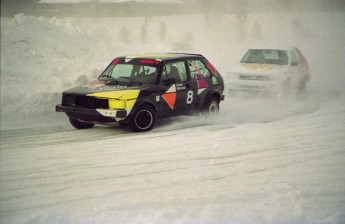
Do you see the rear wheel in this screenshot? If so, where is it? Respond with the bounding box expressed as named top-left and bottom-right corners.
top-left (130, 105), bottom-right (156, 132)
top-left (297, 81), bottom-right (306, 93)
top-left (69, 118), bottom-right (95, 129)
top-left (203, 97), bottom-right (219, 115)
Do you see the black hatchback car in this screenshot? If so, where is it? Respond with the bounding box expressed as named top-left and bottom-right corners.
top-left (56, 53), bottom-right (225, 132)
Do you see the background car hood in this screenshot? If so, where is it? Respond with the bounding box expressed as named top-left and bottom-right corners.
top-left (64, 80), bottom-right (147, 99)
top-left (231, 63), bottom-right (289, 75)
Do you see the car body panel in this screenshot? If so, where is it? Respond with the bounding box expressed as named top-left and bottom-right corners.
top-left (56, 53), bottom-right (224, 129)
top-left (227, 47), bottom-right (309, 94)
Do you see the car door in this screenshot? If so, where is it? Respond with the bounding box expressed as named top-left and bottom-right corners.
top-left (295, 47), bottom-right (310, 85)
top-left (186, 58), bottom-right (214, 107)
top-left (159, 60), bottom-right (197, 115)
top-left (289, 50), bottom-right (300, 88)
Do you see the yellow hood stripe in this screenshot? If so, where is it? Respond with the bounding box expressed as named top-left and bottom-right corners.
top-left (87, 90), bottom-right (140, 100)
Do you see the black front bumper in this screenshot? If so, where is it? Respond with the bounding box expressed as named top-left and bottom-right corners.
top-left (56, 105), bottom-right (127, 123)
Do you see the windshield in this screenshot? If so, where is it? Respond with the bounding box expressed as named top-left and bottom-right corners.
top-left (241, 49), bottom-right (288, 65)
top-left (99, 58), bottom-right (160, 85)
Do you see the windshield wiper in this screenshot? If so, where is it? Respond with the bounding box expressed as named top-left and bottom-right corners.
top-left (119, 76), bottom-right (142, 85)
top-left (99, 75), bottom-right (120, 84)
top-left (100, 75), bottom-right (116, 80)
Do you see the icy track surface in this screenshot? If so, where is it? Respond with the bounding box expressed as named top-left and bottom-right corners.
top-left (1, 96), bottom-right (345, 224)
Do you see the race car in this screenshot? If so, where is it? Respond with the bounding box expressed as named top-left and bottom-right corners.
top-left (227, 47), bottom-right (310, 96)
top-left (56, 53), bottom-right (225, 132)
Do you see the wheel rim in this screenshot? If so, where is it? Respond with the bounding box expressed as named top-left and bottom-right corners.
top-left (135, 110), bottom-right (153, 130)
top-left (208, 101), bottom-right (219, 113)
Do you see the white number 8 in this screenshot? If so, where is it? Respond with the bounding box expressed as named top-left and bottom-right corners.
top-left (186, 90), bottom-right (193, 104)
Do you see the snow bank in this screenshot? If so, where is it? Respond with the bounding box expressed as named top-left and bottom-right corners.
top-left (1, 12), bottom-right (345, 129)
top-left (1, 14), bottom-right (98, 126)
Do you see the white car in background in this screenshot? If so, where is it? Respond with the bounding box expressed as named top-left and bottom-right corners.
top-left (227, 47), bottom-right (310, 96)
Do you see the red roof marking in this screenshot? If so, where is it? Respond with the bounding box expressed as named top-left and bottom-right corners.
top-left (112, 58), bottom-right (119, 65)
top-left (207, 62), bottom-right (217, 76)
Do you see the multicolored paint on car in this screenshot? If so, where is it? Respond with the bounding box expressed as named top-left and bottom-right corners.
top-left (56, 53), bottom-right (225, 132)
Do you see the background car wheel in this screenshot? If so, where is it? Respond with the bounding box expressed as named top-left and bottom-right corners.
top-left (278, 79), bottom-right (292, 98)
top-left (69, 118), bottom-right (95, 129)
top-left (297, 81), bottom-right (307, 93)
top-left (130, 105), bottom-right (156, 132)
top-left (203, 97), bottom-right (219, 115)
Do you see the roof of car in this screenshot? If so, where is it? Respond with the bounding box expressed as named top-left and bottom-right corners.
top-left (123, 53), bottom-right (204, 61)
top-left (246, 46), bottom-right (296, 51)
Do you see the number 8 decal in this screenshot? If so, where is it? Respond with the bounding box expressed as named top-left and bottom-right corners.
top-left (187, 90), bottom-right (193, 104)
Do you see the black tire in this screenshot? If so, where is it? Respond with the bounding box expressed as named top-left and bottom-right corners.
top-left (203, 97), bottom-right (219, 115)
top-left (130, 105), bottom-right (156, 132)
top-left (69, 118), bottom-right (95, 129)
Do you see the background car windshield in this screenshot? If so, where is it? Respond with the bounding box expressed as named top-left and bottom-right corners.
top-left (99, 63), bottom-right (158, 84)
top-left (241, 49), bottom-right (288, 65)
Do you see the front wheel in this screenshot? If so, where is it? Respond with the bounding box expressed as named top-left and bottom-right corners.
top-left (130, 105), bottom-right (156, 132)
top-left (69, 118), bottom-right (95, 129)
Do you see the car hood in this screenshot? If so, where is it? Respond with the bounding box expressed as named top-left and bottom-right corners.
top-left (231, 63), bottom-right (289, 75)
top-left (63, 81), bottom-right (148, 100)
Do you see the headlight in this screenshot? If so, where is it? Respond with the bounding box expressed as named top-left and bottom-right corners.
top-left (109, 99), bottom-right (126, 109)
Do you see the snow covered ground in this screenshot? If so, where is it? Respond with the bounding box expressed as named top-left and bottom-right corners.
top-left (1, 9), bottom-right (345, 224)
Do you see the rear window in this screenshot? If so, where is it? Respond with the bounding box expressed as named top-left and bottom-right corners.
top-left (241, 49), bottom-right (288, 65)
top-left (187, 59), bottom-right (211, 79)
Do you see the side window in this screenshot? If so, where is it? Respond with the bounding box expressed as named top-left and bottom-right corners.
top-left (187, 60), bottom-right (211, 79)
top-left (163, 61), bottom-right (188, 83)
top-left (290, 51), bottom-right (299, 66)
top-left (296, 48), bottom-right (307, 63)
